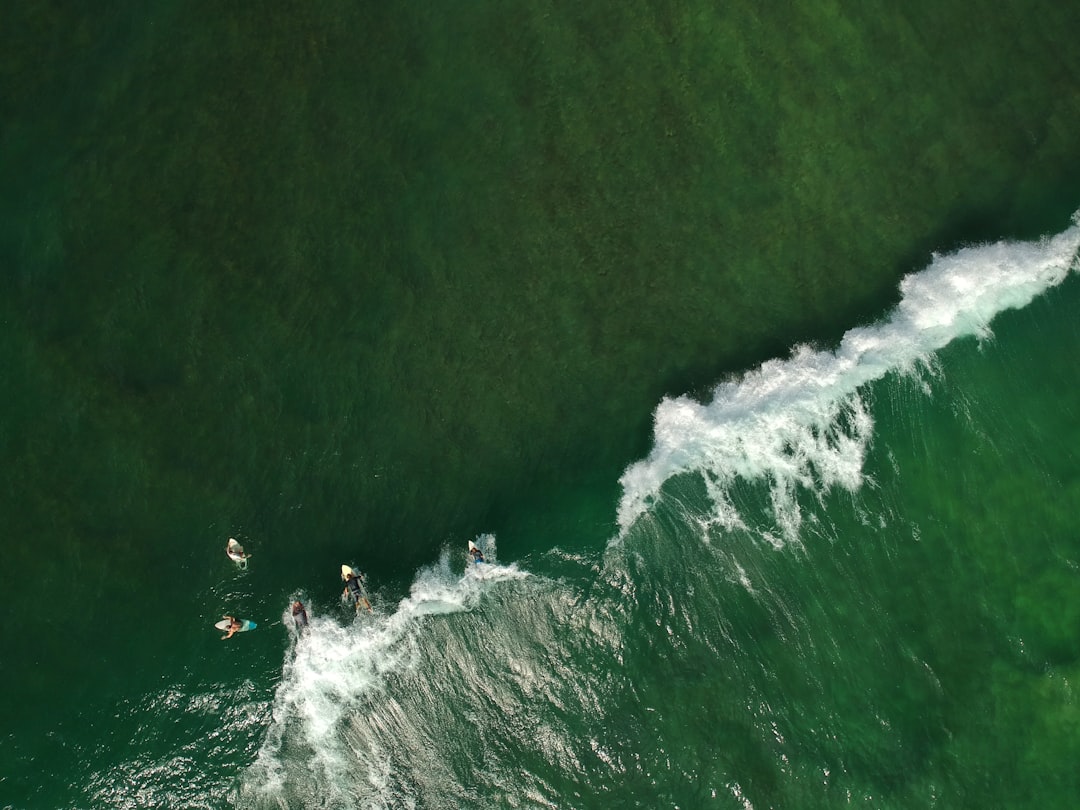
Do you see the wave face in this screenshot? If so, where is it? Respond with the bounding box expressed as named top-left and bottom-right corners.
top-left (618, 217), bottom-right (1080, 541)
top-left (238, 544), bottom-right (564, 810)
top-left (223, 218), bottom-right (1080, 809)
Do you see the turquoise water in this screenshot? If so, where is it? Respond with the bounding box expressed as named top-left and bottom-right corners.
top-left (3, 2), bottom-right (1080, 808)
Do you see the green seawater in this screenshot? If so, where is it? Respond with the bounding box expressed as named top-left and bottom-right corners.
top-left (1, 2), bottom-right (1079, 807)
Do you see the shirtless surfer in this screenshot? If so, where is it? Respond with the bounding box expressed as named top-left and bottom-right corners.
top-left (221, 616), bottom-right (244, 640)
top-left (226, 538), bottom-right (251, 568)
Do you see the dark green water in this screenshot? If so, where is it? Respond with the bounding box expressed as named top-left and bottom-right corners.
top-left (2, 2), bottom-right (1080, 807)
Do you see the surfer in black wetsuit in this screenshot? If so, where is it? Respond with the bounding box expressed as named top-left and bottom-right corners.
top-left (469, 545), bottom-right (485, 564)
top-left (343, 572), bottom-right (371, 612)
top-left (292, 601), bottom-right (309, 629)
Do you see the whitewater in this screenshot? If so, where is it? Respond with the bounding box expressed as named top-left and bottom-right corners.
top-left (225, 215), bottom-right (1080, 809)
top-left (618, 214), bottom-right (1080, 542)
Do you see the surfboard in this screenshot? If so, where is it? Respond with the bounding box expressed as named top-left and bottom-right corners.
top-left (227, 538), bottom-right (249, 569)
top-left (341, 564), bottom-right (372, 613)
top-left (468, 539), bottom-right (485, 564)
top-left (291, 603), bottom-right (309, 629)
top-left (214, 619), bottom-right (256, 632)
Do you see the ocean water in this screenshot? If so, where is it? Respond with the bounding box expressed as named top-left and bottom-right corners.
top-left (6, 222), bottom-right (1078, 809)
top-left (245, 228), bottom-right (1080, 810)
top-left (3, 2), bottom-right (1080, 809)
top-left (60, 223), bottom-right (1080, 809)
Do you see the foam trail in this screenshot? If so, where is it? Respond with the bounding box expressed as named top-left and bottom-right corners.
top-left (618, 215), bottom-right (1080, 539)
top-left (239, 542), bottom-right (526, 809)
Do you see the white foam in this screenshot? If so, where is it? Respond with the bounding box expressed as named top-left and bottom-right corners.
top-left (617, 215), bottom-right (1080, 540)
top-left (240, 546), bottom-right (527, 808)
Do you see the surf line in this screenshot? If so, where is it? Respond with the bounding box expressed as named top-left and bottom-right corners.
top-left (240, 545), bottom-right (525, 804)
top-left (617, 215), bottom-right (1080, 540)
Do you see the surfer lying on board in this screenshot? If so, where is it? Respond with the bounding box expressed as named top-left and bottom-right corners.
top-left (469, 544), bottom-right (485, 564)
top-left (342, 571), bottom-right (372, 613)
top-left (226, 538), bottom-right (251, 568)
top-left (292, 601), bottom-right (309, 629)
top-left (221, 616), bottom-right (244, 640)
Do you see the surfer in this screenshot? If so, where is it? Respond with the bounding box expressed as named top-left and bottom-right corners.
top-left (221, 616), bottom-right (244, 640)
top-left (226, 538), bottom-right (250, 568)
top-left (342, 570), bottom-right (372, 613)
top-left (292, 600), bottom-right (309, 629)
top-left (469, 544), bottom-right (485, 564)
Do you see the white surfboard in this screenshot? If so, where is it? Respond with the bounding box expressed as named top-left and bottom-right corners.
top-left (227, 538), bottom-right (249, 569)
top-left (468, 539), bottom-right (485, 564)
top-left (215, 618), bottom-right (256, 632)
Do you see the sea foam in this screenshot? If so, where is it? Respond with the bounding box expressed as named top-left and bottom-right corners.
top-left (617, 215), bottom-right (1080, 541)
top-left (239, 540), bottom-right (525, 808)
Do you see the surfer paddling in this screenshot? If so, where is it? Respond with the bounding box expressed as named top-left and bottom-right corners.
top-left (221, 616), bottom-right (244, 640)
top-left (226, 538), bottom-right (251, 569)
top-left (292, 600), bottom-right (309, 630)
top-left (342, 568), bottom-right (372, 613)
